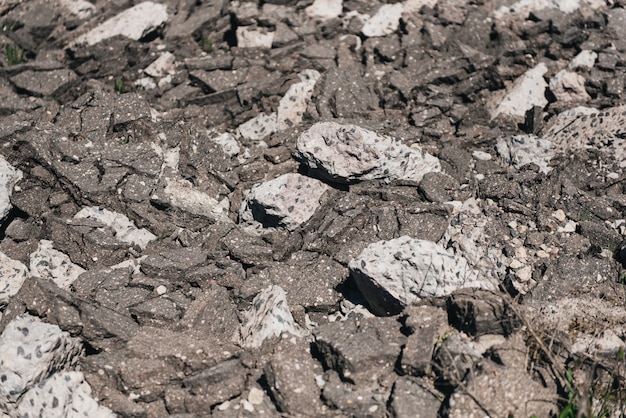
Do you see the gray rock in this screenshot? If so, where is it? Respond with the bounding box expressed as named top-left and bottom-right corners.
top-left (432, 331), bottom-right (482, 388)
top-left (141, 246), bottom-right (208, 280)
top-left (74, 206), bottom-right (156, 249)
top-left (0, 251), bottom-right (28, 309)
top-left (16, 371), bottom-right (115, 418)
top-left (447, 289), bottom-right (521, 337)
top-left (236, 285), bottom-right (301, 348)
top-left (240, 173), bottom-right (330, 231)
top-left (10, 69), bottom-right (77, 96)
top-left (296, 122), bottom-right (441, 184)
top-left (73, 2), bottom-right (169, 46)
top-left (496, 134), bottom-right (554, 174)
top-left (549, 69), bottom-right (591, 104)
top-left (313, 317), bottom-right (405, 386)
top-left (0, 154), bottom-right (22, 222)
top-left (400, 305), bottom-right (448, 376)
top-left (29, 240), bottom-right (85, 290)
top-left (389, 377), bottom-right (443, 418)
top-left (419, 172), bottom-right (463, 203)
top-left (320, 371), bottom-right (387, 418)
top-left (0, 315), bottom-right (83, 409)
top-left (361, 3), bottom-right (403, 38)
top-left (489, 63), bottom-right (548, 119)
top-left (264, 338), bottom-right (325, 415)
top-left (349, 236), bottom-right (493, 316)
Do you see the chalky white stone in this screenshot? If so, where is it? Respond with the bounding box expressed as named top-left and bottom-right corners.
top-left (362, 3), bottom-right (404, 37)
top-left (74, 206), bottom-right (156, 249)
top-left (491, 63), bottom-right (548, 119)
top-left (496, 134), bottom-right (554, 174)
top-left (0, 251), bottom-right (28, 307)
top-left (29, 240), bottom-right (85, 290)
top-left (0, 154), bottom-right (22, 222)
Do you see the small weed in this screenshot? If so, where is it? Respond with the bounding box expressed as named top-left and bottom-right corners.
top-left (200, 35), bottom-right (213, 53)
top-left (5, 45), bottom-right (24, 66)
top-left (581, 207), bottom-right (594, 222)
top-left (618, 271), bottom-right (626, 285)
top-left (1, 20), bottom-right (24, 32)
top-left (115, 78), bottom-right (123, 93)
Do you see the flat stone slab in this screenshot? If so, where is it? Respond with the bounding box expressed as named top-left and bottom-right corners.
top-left (74, 206), bottom-right (156, 249)
top-left (10, 69), bottom-right (77, 96)
top-left (349, 236), bottom-right (494, 316)
top-left (296, 122), bottom-right (441, 183)
top-left (490, 63), bottom-right (548, 119)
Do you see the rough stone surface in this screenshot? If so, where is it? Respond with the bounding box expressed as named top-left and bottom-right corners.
top-left (496, 134), bottom-right (554, 174)
top-left (0, 252), bottom-right (28, 309)
top-left (0, 155), bottom-right (22, 222)
top-left (490, 63), bottom-right (548, 119)
top-left (74, 206), bottom-right (156, 249)
top-left (29, 240), bottom-right (86, 290)
top-left (296, 122), bottom-right (441, 184)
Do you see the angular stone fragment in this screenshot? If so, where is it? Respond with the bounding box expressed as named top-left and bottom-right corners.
top-left (10, 69), bottom-right (77, 97)
top-left (236, 26), bottom-right (274, 49)
top-left (296, 122), bottom-right (441, 184)
top-left (305, 0), bottom-right (343, 21)
top-left (60, 0), bottom-right (96, 19)
top-left (313, 317), bottom-right (405, 385)
top-left (447, 289), bottom-right (521, 337)
top-left (29, 240), bottom-right (86, 290)
top-left (549, 69), bottom-right (591, 103)
top-left (236, 285), bottom-right (301, 348)
top-left (73, 2), bottom-right (168, 46)
top-left (0, 155), bottom-right (22, 222)
top-left (240, 173), bottom-right (330, 231)
top-left (569, 50), bottom-right (597, 70)
top-left (321, 371), bottom-right (387, 417)
top-left (0, 315), bottom-right (83, 407)
top-left (496, 134), bottom-right (554, 174)
top-left (74, 206), bottom-right (156, 249)
top-left (0, 252), bottom-right (28, 308)
top-left (144, 51), bottom-right (176, 78)
top-left (16, 371), bottom-right (115, 418)
top-left (401, 306), bottom-right (449, 376)
top-left (349, 236), bottom-right (493, 316)
top-left (490, 63), bottom-right (548, 119)
top-left (389, 377), bottom-right (443, 418)
top-left (362, 3), bottom-right (404, 37)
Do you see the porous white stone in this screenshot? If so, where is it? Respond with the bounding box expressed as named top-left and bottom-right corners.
top-left (362, 3), bottom-right (404, 37)
top-left (496, 134), bottom-right (554, 174)
top-left (240, 173), bottom-right (330, 231)
top-left (144, 51), bottom-right (176, 78)
top-left (349, 236), bottom-right (493, 315)
top-left (0, 154), bottom-right (22, 222)
top-left (305, 0), bottom-right (343, 20)
top-left (296, 122), bottom-right (441, 183)
top-left (494, 0), bottom-right (603, 19)
top-left (60, 0), bottom-right (96, 19)
top-left (0, 316), bottom-right (83, 408)
top-left (151, 177), bottom-right (230, 222)
top-left (0, 252), bottom-right (28, 308)
top-left (74, 206), bottom-right (156, 249)
top-left (237, 285), bottom-right (301, 348)
top-left (73, 2), bottom-right (168, 46)
top-left (569, 50), bottom-right (597, 70)
top-left (16, 371), bottom-right (115, 418)
top-left (236, 27), bottom-right (274, 49)
top-left (212, 132), bottom-right (240, 157)
top-left (29, 240), bottom-right (85, 290)
top-left (237, 112), bottom-right (278, 142)
top-left (491, 63), bottom-right (548, 119)
top-left (549, 69), bottom-right (590, 103)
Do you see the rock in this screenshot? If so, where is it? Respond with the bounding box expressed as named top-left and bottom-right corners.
top-left (73, 2), bottom-right (169, 46)
top-left (240, 173), bottom-right (330, 231)
top-left (0, 155), bottom-right (22, 222)
top-left (264, 339), bottom-right (325, 416)
top-left (305, 0), bottom-right (343, 21)
top-left (16, 371), bottom-right (115, 418)
top-left (0, 252), bottom-right (28, 309)
top-left (490, 63), bottom-right (548, 119)
top-left (0, 315), bottom-right (83, 409)
top-left (211, 132), bottom-right (240, 157)
top-left (60, 0), bottom-right (96, 19)
top-left (419, 172), bottom-right (463, 203)
top-left (320, 371), bottom-right (387, 417)
top-left (496, 134), bottom-right (554, 174)
top-left (400, 305), bottom-right (449, 377)
top-left (447, 289), bottom-right (521, 336)
top-left (236, 26), bottom-right (274, 49)
top-left (389, 377), bottom-right (443, 418)
top-left (362, 3), bottom-right (404, 38)
top-left (314, 317), bottom-right (405, 386)
top-left (74, 206), bottom-right (156, 249)
top-left (29, 240), bottom-right (86, 290)
top-left (10, 69), bottom-right (78, 97)
top-left (432, 331), bottom-right (482, 388)
top-left (144, 51), bottom-right (176, 78)
top-left (236, 285), bottom-right (301, 348)
top-left (549, 69), bottom-right (591, 103)
top-left (569, 50), bottom-right (597, 70)
top-left (296, 122), bottom-right (441, 184)
top-left (349, 236), bottom-right (493, 316)
top-left (140, 246), bottom-right (207, 281)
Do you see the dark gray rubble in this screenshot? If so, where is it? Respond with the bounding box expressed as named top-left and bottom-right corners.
top-left (2, 0), bottom-right (626, 416)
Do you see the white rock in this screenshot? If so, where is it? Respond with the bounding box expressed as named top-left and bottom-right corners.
top-left (305, 0), bottom-right (343, 21)
top-left (349, 236), bottom-right (494, 315)
top-left (569, 50), bottom-right (597, 70)
top-left (549, 69), bottom-right (590, 103)
top-left (144, 51), bottom-right (176, 78)
top-left (134, 77), bottom-right (157, 90)
top-left (240, 173), bottom-right (330, 231)
top-left (403, 0), bottom-right (439, 14)
top-left (29, 240), bottom-right (85, 290)
top-left (558, 220), bottom-right (577, 233)
top-left (237, 285), bottom-right (301, 348)
top-left (362, 3), bottom-right (404, 37)
top-left (60, 0), bottom-right (96, 19)
top-left (552, 209), bottom-right (566, 222)
top-left (0, 154), bottom-right (22, 221)
top-left (496, 134), bottom-right (554, 174)
top-left (0, 315), bottom-right (83, 407)
top-left (74, 206), bottom-right (156, 249)
top-left (472, 150), bottom-right (492, 161)
top-left (212, 132), bottom-right (240, 157)
top-left (491, 63), bottom-right (548, 119)
top-left (296, 122), bottom-right (441, 183)
top-left (494, 0), bottom-right (602, 19)
top-left (236, 27), bottom-right (274, 49)
top-left (151, 177), bottom-right (231, 222)
top-left (276, 69), bottom-right (321, 131)
top-left (0, 252), bottom-right (28, 307)
top-left (73, 2), bottom-right (168, 46)
top-left (16, 371), bottom-right (115, 418)
top-left (237, 112), bottom-right (278, 142)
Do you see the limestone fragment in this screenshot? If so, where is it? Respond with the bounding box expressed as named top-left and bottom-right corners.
top-left (74, 206), bottom-right (156, 249)
top-left (29, 240), bottom-right (86, 290)
top-left (0, 154), bottom-right (22, 222)
top-left (490, 63), bottom-right (548, 119)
